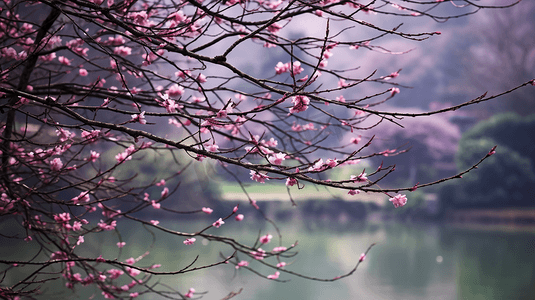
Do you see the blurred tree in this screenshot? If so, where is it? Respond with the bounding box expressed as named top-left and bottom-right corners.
top-left (461, 1), bottom-right (535, 115)
top-left (440, 113), bottom-right (535, 208)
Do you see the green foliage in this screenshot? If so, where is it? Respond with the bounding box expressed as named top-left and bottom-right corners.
top-left (445, 113), bottom-right (535, 208)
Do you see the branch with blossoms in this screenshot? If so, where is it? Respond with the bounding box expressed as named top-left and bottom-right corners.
top-left (0, 0), bottom-right (531, 299)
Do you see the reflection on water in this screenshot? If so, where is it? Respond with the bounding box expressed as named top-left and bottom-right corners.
top-left (2, 218), bottom-right (534, 299)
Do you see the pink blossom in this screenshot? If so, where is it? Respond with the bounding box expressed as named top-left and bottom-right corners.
top-left (350, 135), bottom-right (362, 144)
top-left (87, 150), bottom-right (100, 162)
top-left (274, 62), bottom-right (289, 74)
top-left (79, 68), bottom-right (88, 76)
top-left (250, 170), bottom-right (269, 183)
top-left (308, 159), bottom-right (325, 172)
top-left (167, 84), bottom-right (185, 97)
top-left (151, 200), bottom-right (160, 209)
top-left (213, 218), bottom-right (225, 228)
top-left (72, 221), bottom-right (82, 231)
top-left (58, 56), bottom-right (72, 66)
top-left (289, 95), bottom-right (310, 114)
top-left (131, 111), bottom-right (147, 124)
top-left (71, 191), bottom-right (90, 204)
top-left (235, 93), bottom-right (247, 101)
top-left (98, 220), bottom-right (117, 231)
top-left (389, 194), bottom-right (407, 208)
top-left (50, 158), bottom-right (63, 171)
top-left (205, 143), bottom-right (219, 152)
top-left (125, 257), bottom-right (136, 265)
top-left (202, 207), bottom-right (213, 214)
top-left (290, 61), bottom-right (304, 75)
top-left (277, 262), bottom-right (286, 268)
top-left (235, 260), bottom-right (249, 269)
top-left (235, 214), bottom-right (244, 221)
top-left (251, 248), bottom-right (266, 260)
top-left (107, 269), bottom-right (124, 279)
top-left (113, 46), bottom-right (132, 56)
top-left (325, 158), bottom-right (338, 168)
top-left (273, 246), bottom-right (287, 252)
top-left (286, 177), bottom-right (297, 187)
top-left (161, 187), bottom-right (169, 198)
top-left (267, 271), bottom-right (280, 279)
top-left (117, 242), bottom-right (126, 248)
top-left (268, 152), bottom-right (286, 165)
top-left (184, 288), bottom-right (195, 298)
top-left (351, 172), bottom-right (367, 183)
top-left (348, 190), bottom-right (359, 195)
top-left (359, 253), bottom-right (366, 262)
top-left (150, 220), bottom-right (159, 225)
top-left (130, 292), bottom-right (139, 298)
top-left (267, 23), bottom-right (282, 34)
top-left (233, 205), bottom-right (239, 213)
top-left (183, 238), bottom-right (196, 245)
top-left (54, 212), bottom-right (71, 223)
top-left (259, 234), bottom-right (273, 244)
top-left (390, 87), bottom-right (400, 96)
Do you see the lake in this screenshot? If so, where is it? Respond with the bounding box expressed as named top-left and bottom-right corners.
top-left (2, 217), bottom-right (534, 299)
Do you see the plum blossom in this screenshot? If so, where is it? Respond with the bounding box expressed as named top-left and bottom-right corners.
top-left (286, 177), bottom-right (297, 187)
top-left (308, 159), bottom-right (325, 172)
top-left (389, 194), bottom-right (407, 208)
top-left (251, 248), bottom-right (266, 260)
top-left (117, 242), bottom-right (126, 248)
top-left (250, 170), bottom-right (269, 183)
top-left (183, 238), bottom-right (196, 245)
top-left (161, 187), bottom-right (169, 198)
top-left (205, 143), bottom-right (219, 152)
top-left (131, 111), bottom-right (147, 124)
top-left (359, 253), bottom-right (366, 262)
top-left (79, 68), bottom-right (88, 76)
top-left (267, 271), bottom-right (280, 279)
top-left (259, 234), bottom-right (273, 244)
top-left (273, 246), bottom-right (287, 252)
top-left (235, 214), bottom-right (244, 221)
top-left (274, 62), bottom-right (289, 74)
top-left (350, 135), bottom-right (362, 144)
top-left (235, 260), bottom-right (249, 269)
top-left (348, 190), bottom-right (359, 195)
top-left (212, 218), bottom-right (224, 228)
top-left (277, 262), bottom-right (286, 268)
top-left (289, 95), bottom-right (310, 114)
top-left (71, 191), bottom-right (90, 204)
top-left (184, 288), bottom-right (195, 298)
top-left (325, 158), bottom-right (338, 168)
top-left (268, 152), bottom-right (286, 165)
top-left (114, 46), bottom-right (132, 56)
top-left (87, 150), bottom-right (100, 162)
top-left (390, 87), bottom-right (400, 96)
top-left (150, 220), bottom-right (159, 225)
top-left (58, 56), bottom-right (72, 66)
top-left (290, 61), bottom-right (304, 75)
top-left (50, 158), bottom-right (63, 171)
top-left (351, 172), bottom-right (367, 183)
top-left (167, 84), bottom-right (184, 97)
top-left (202, 207), bottom-right (213, 214)
top-left (267, 23), bottom-right (282, 33)
top-left (98, 220), bottom-right (117, 231)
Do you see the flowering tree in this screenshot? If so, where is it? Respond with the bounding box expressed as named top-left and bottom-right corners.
top-left (0, 0), bottom-right (532, 299)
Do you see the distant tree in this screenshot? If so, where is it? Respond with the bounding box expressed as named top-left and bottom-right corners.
top-left (440, 113), bottom-right (535, 208)
top-left (362, 108), bottom-right (460, 187)
top-left (0, 0), bottom-right (531, 299)
top-left (461, 1), bottom-right (535, 115)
